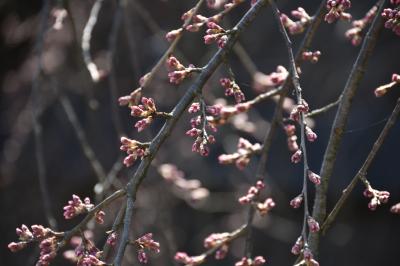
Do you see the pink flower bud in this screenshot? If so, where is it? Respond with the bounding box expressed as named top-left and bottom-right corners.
top-left (290, 195), bottom-right (303, 208)
top-left (306, 126), bottom-right (318, 142)
top-left (307, 216), bottom-right (320, 232)
top-left (291, 149), bottom-right (302, 163)
top-left (308, 171), bottom-right (321, 185)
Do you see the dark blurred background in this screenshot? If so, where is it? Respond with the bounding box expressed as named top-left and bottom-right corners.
top-left (1, 0), bottom-right (400, 265)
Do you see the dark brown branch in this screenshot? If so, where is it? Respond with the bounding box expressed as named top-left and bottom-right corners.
top-left (112, 1), bottom-right (271, 264)
top-left (31, 0), bottom-right (57, 229)
top-left (309, 0), bottom-right (387, 253)
top-left (321, 97), bottom-right (400, 234)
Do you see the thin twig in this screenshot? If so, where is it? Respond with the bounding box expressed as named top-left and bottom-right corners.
top-left (31, 0), bottom-right (57, 229)
top-left (61, 189), bottom-right (126, 246)
top-left (108, 0), bottom-right (125, 137)
top-left (101, 200), bottom-right (127, 261)
top-left (321, 97), bottom-right (400, 234)
top-left (269, 0), bottom-right (311, 246)
top-left (58, 93), bottom-right (107, 184)
top-left (309, 0), bottom-right (387, 253)
top-left (132, 0), bottom-right (206, 91)
top-left (112, 2), bottom-right (271, 265)
top-left (305, 96), bottom-right (341, 118)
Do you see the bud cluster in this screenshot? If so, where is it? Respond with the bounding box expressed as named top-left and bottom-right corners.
top-left (390, 202), bottom-right (400, 214)
top-left (308, 170), bottom-right (321, 185)
top-left (135, 233), bottom-right (160, 264)
top-left (290, 194), bottom-right (303, 209)
top-left (120, 137), bottom-right (149, 167)
top-left (218, 137), bottom-right (261, 170)
top-left (238, 181), bottom-right (275, 215)
top-left (130, 97), bottom-right (158, 132)
top-left (291, 237), bottom-right (319, 265)
top-left (324, 0), bottom-right (352, 24)
top-left (220, 77), bottom-right (245, 103)
top-left (204, 22), bottom-right (230, 48)
top-left (363, 186), bottom-right (390, 210)
top-left (8, 224), bottom-right (61, 265)
top-left (167, 55), bottom-right (202, 85)
top-left (75, 239), bottom-right (105, 266)
top-left (158, 164), bottom-right (210, 201)
top-left (345, 6), bottom-right (377, 46)
top-left (307, 216), bottom-right (320, 233)
top-left (284, 124), bottom-right (299, 153)
top-left (280, 7), bottom-right (312, 35)
top-left (186, 102), bottom-right (218, 156)
top-left (235, 256), bottom-right (266, 266)
top-left (382, 5), bottom-right (400, 36)
top-left (63, 194), bottom-right (94, 219)
top-left (252, 66), bottom-right (289, 92)
top-left (204, 232), bottom-right (230, 259)
top-left (301, 50), bottom-right (321, 63)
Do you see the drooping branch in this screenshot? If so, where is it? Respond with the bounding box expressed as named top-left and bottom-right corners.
top-left (309, 0), bottom-right (387, 253)
top-left (112, 1), bottom-right (271, 264)
top-left (321, 97), bottom-right (400, 234)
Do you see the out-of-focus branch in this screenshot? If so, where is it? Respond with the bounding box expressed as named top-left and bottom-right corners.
top-left (112, 1), bottom-right (271, 264)
top-left (82, 0), bottom-right (104, 82)
top-left (31, 0), bottom-right (57, 229)
top-left (321, 97), bottom-right (400, 234)
top-left (309, 0), bottom-right (387, 253)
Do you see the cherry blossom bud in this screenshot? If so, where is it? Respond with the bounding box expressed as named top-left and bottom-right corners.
top-left (308, 171), bottom-right (321, 185)
top-left (307, 216), bottom-right (320, 232)
top-left (165, 28), bottom-right (182, 42)
top-left (8, 242), bottom-right (27, 252)
top-left (291, 149), bottom-right (302, 163)
top-left (290, 195), bottom-right (303, 208)
top-left (305, 126), bottom-right (318, 142)
top-left (291, 236), bottom-right (303, 255)
top-left (390, 203), bottom-right (400, 214)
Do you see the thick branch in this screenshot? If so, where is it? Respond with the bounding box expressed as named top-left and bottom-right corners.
top-left (309, 0), bottom-right (387, 253)
top-left (321, 97), bottom-right (400, 234)
top-left (112, 1), bottom-right (271, 264)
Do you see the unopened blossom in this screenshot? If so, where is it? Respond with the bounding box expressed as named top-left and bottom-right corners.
top-left (135, 233), bottom-right (160, 264)
top-left (235, 256), bottom-right (266, 266)
top-left (15, 224), bottom-right (34, 241)
top-left (204, 232), bottom-right (230, 248)
top-left (284, 124), bottom-right (299, 152)
top-left (215, 244), bottom-right (229, 259)
top-left (305, 126), bottom-right (318, 142)
top-left (390, 203), bottom-right (400, 214)
top-left (256, 198), bottom-right (276, 215)
top-left (290, 195), bottom-right (303, 209)
top-left (280, 7), bottom-right (311, 34)
top-left (75, 240), bottom-right (105, 266)
top-left (95, 211), bottom-right (105, 224)
top-left (307, 216), bottom-right (320, 233)
top-left (325, 0), bottom-right (352, 24)
top-left (167, 55), bottom-right (200, 85)
top-left (291, 236), bottom-right (303, 255)
top-left (374, 73), bottom-right (400, 97)
top-left (302, 50), bottom-right (321, 63)
top-left (345, 6), bottom-right (377, 46)
top-left (238, 180), bottom-right (265, 204)
top-left (174, 252), bottom-right (205, 265)
top-left (63, 194), bottom-right (94, 219)
top-left (120, 137), bottom-right (149, 167)
top-left (118, 88), bottom-right (142, 107)
top-left (382, 7), bottom-right (400, 36)
top-left (303, 248), bottom-right (320, 266)
top-left (218, 138), bottom-right (261, 170)
top-left (165, 28), bottom-right (182, 42)
top-left (204, 21), bottom-right (229, 48)
top-left (38, 236), bottom-right (58, 265)
top-left (363, 186), bottom-right (390, 210)
top-left (8, 242), bottom-right (27, 252)
top-left (291, 149), bottom-right (302, 164)
top-left (308, 170), bottom-right (321, 185)
top-left (106, 232), bottom-right (118, 246)
top-left (220, 78), bottom-right (245, 103)
top-left (52, 8), bottom-right (68, 30)
top-left (252, 66), bottom-right (289, 92)
top-left (290, 100), bottom-right (309, 122)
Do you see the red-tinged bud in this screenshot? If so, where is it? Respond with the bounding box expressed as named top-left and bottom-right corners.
top-left (308, 170), bottom-right (321, 185)
top-left (290, 195), bottom-right (303, 208)
top-left (8, 242), bottom-right (27, 252)
top-left (307, 216), bottom-right (320, 232)
top-left (291, 149), bottom-right (302, 163)
top-left (165, 28), bottom-right (182, 42)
